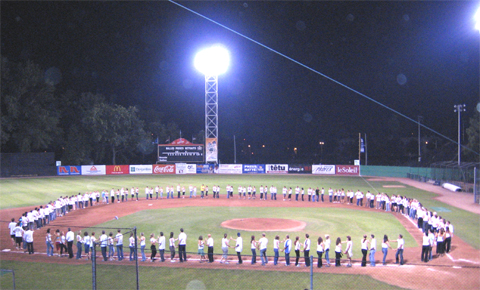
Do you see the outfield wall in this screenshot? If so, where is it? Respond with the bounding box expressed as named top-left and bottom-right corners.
top-left (57, 164), bottom-right (360, 176)
top-left (361, 165), bottom-right (431, 178)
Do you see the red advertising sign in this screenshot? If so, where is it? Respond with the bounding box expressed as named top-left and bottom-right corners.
top-left (336, 165), bottom-right (359, 176)
top-left (106, 165), bottom-right (129, 175)
top-left (153, 164), bottom-right (176, 174)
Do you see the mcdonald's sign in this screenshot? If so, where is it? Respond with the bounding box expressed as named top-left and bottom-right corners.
top-left (106, 165), bottom-right (129, 175)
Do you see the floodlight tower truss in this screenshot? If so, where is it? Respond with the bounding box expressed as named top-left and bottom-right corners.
top-left (205, 75), bottom-right (218, 141)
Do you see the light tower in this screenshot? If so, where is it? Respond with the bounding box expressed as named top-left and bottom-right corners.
top-left (194, 45), bottom-right (230, 163)
top-left (454, 104), bottom-right (466, 166)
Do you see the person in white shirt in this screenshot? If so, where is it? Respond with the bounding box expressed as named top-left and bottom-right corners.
top-left (324, 234), bottom-right (331, 267)
top-left (24, 228), bottom-right (34, 254)
top-left (393, 234), bottom-right (404, 265)
top-left (169, 232), bottom-right (177, 262)
top-left (13, 223), bottom-right (24, 249)
top-left (8, 218), bottom-right (17, 247)
top-left (360, 235), bottom-right (369, 267)
top-left (115, 230), bottom-right (124, 261)
top-left (230, 232), bottom-right (243, 264)
top-left (273, 235), bottom-right (280, 265)
top-left (76, 230), bottom-right (83, 259)
top-left (303, 234), bottom-right (311, 267)
top-left (220, 233), bottom-right (230, 264)
top-left (343, 236), bottom-right (353, 267)
top-left (258, 233), bottom-right (268, 266)
top-left (100, 231), bottom-right (108, 261)
top-left (158, 232), bottom-right (166, 262)
top-left (207, 234), bottom-right (214, 263)
top-left (145, 186), bottom-right (149, 200)
top-left (421, 231), bottom-right (430, 262)
top-left (129, 233), bottom-right (136, 261)
top-left (66, 228), bottom-right (75, 259)
top-left (316, 236), bottom-right (324, 268)
top-left (178, 228), bottom-right (187, 262)
top-left (369, 234), bottom-right (377, 266)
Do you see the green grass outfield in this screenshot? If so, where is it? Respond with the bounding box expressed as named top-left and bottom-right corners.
top-left (86, 206), bottom-right (415, 258)
top-left (0, 260), bottom-right (405, 290)
top-left (1, 175), bottom-right (478, 249)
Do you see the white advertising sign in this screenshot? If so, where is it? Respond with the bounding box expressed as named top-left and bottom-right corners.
top-left (175, 163), bottom-right (187, 174)
top-left (185, 164), bottom-right (197, 174)
top-left (129, 165), bottom-right (152, 174)
top-left (217, 164), bottom-right (243, 174)
top-left (81, 165), bottom-right (106, 175)
top-left (312, 165), bottom-right (336, 175)
top-left (265, 164), bottom-right (289, 174)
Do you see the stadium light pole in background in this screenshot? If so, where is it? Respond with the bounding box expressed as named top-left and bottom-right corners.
top-left (319, 141), bottom-right (324, 163)
top-left (454, 104), bottom-right (466, 166)
top-left (194, 45), bottom-right (230, 163)
top-left (417, 116), bottom-right (423, 163)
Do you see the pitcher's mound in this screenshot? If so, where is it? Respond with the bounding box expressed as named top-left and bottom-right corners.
top-left (221, 218), bottom-right (306, 232)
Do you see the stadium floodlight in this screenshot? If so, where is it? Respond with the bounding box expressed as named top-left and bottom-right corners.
top-left (475, 7), bottom-right (480, 30)
top-left (454, 104), bottom-right (466, 166)
top-left (194, 45), bottom-right (230, 163)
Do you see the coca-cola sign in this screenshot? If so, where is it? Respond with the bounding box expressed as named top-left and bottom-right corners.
top-left (153, 164), bottom-right (175, 174)
top-left (336, 165), bottom-right (359, 176)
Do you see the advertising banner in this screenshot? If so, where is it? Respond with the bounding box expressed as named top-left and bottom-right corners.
top-left (57, 166), bottom-right (81, 176)
top-left (197, 164), bottom-right (214, 174)
top-left (288, 164), bottom-right (312, 174)
top-left (312, 165), bottom-right (336, 175)
top-left (242, 164), bottom-right (265, 174)
top-left (175, 163), bottom-right (186, 174)
top-left (158, 138), bottom-right (204, 163)
top-left (265, 164), bottom-right (288, 174)
top-left (218, 164), bottom-right (243, 174)
top-left (81, 165), bottom-right (106, 175)
top-left (152, 164), bottom-right (175, 174)
top-left (336, 165), bottom-right (360, 176)
top-left (205, 138), bottom-right (218, 163)
top-left (106, 165), bottom-right (129, 175)
top-left (129, 165), bottom-right (152, 174)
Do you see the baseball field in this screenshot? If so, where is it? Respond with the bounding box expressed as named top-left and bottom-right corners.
top-left (1, 174), bottom-right (479, 290)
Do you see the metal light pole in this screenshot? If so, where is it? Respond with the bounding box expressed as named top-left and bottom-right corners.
top-left (319, 141), bottom-right (324, 163)
top-left (454, 104), bottom-right (466, 166)
top-left (194, 45), bottom-right (230, 163)
top-left (418, 116), bottom-right (423, 163)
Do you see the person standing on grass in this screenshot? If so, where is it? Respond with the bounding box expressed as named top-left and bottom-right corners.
top-left (198, 236), bottom-right (206, 263)
top-left (421, 231), bottom-right (430, 262)
top-left (169, 232), bottom-right (177, 262)
top-left (343, 236), bottom-right (353, 267)
top-left (150, 233), bottom-right (157, 262)
top-left (115, 229), bottom-right (124, 261)
top-left (207, 234), bottom-right (214, 263)
top-left (303, 233), bottom-right (311, 267)
top-left (157, 232), bottom-right (165, 262)
top-left (129, 233), bottom-right (135, 261)
top-left (178, 228), bottom-right (187, 262)
top-left (100, 230), bottom-right (108, 261)
top-left (258, 233), bottom-right (268, 266)
top-left (294, 236), bottom-right (301, 267)
top-left (89, 232), bottom-right (96, 259)
top-left (445, 226), bottom-right (452, 254)
top-left (220, 233), bottom-right (230, 264)
top-left (282, 235), bottom-right (292, 266)
top-left (369, 234), bottom-right (376, 266)
top-left (381, 234), bottom-right (392, 265)
top-left (250, 235), bottom-right (257, 264)
top-left (316, 236), bottom-right (324, 268)
top-left (231, 233), bottom-right (243, 264)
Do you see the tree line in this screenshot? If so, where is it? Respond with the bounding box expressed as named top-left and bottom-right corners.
top-left (1, 57), bottom-right (203, 165)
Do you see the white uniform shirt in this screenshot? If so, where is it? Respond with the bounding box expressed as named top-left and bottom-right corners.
top-left (235, 237), bottom-right (243, 252)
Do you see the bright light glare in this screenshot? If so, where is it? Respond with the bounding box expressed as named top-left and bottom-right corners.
top-left (475, 7), bottom-right (480, 30)
top-left (194, 45), bottom-right (230, 75)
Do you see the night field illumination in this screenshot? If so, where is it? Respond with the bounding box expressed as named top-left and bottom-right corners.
top-left (194, 45), bottom-right (230, 75)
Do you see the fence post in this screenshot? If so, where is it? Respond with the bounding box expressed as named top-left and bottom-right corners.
top-left (92, 242), bottom-right (97, 290)
top-left (310, 255), bottom-right (314, 290)
top-left (134, 227), bottom-right (139, 290)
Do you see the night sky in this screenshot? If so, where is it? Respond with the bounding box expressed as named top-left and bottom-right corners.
top-left (2, 1), bottom-right (479, 164)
